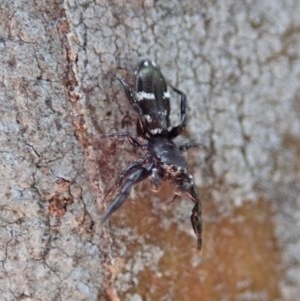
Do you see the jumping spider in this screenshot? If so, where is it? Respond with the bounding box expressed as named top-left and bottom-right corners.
top-left (102, 59), bottom-right (202, 250)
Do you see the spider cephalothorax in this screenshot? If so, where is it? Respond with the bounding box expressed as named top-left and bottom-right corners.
top-left (102, 59), bottom-right (202, 250)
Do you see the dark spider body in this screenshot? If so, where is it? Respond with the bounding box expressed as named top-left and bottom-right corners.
top-left (135, 60), bottom-right (170, 131)
top-left (102, 59), bottom-right (202, 250)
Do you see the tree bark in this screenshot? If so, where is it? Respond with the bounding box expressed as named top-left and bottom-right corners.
top-left (1, 0), bottom-right (300, 300)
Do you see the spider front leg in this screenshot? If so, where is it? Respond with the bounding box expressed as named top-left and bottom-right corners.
top-left (101, 163), bottom-right (152, 222)
top-left (102, 155), bottom-right (150, 203)
top-left (179, 175), bottom-right (202, 250)
top-left (191, 199), bottom-right (202, 250)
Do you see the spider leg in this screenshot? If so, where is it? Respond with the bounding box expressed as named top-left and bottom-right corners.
top-left (117, 74), bottom-right (143, 114)
top-left (117, 74), bottom-right (147, 135)
top-left (181, 142), bottom-right (209, 153)
top-left (179, 142), bottom-right (201, 152)
top-left (102, 155), bottom-right (150, 202)
top-left (191, 200), bottom-right (202, 250)
top-left (103, 131), bottom-right (145, 147)
top-left (116, 74), bottom-right (136, 106)
top-left (178, 175), bottom-right (202, 250)
top-left (101, 163), bottom-right (152, 222)
top-left (189, 184), bottom-right (202, 250)
top-left (167, 194), bottom-right (179, 205)
top-left (168, 86), bottom-right (187, 138)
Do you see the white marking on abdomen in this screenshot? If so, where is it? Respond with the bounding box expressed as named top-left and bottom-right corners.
top-left (163, 91), bottom-right (170, 99)
top-left (150, 128), bottom-right (163, 134)
top-left (136, 92), bottom-right (155, 101)
top-left (159, 110), bottom-right (168, 116)
top-left (144, 115), bottom-right (153, 123)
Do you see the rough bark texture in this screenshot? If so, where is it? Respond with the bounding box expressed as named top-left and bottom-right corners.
top-left (0, 0), bottom-right (300, 300)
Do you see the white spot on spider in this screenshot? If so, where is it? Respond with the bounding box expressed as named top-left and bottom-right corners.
top-left (142, 60), bottom-right (156, 67)
top-left (163, 91), bottom-right (170, 99)
top-left (150, 128), bottom-right (163, 134)
top-left (144, 114), bottom-right (152, 123)
top-left (177, 167), bottom-right (187, 174)
top-left (160, 110), bottom-right (168, 116)
top-left (160, 163), bottom-right (188, 176)
top-left (136, 92), bottom-right (155, 101)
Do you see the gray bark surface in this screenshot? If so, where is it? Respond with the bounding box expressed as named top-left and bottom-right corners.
top-left (0, 0), bottom-right (300, 300)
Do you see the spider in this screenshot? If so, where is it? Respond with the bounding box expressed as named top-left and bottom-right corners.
top-left (101, 59), bottom-right (202, 250)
